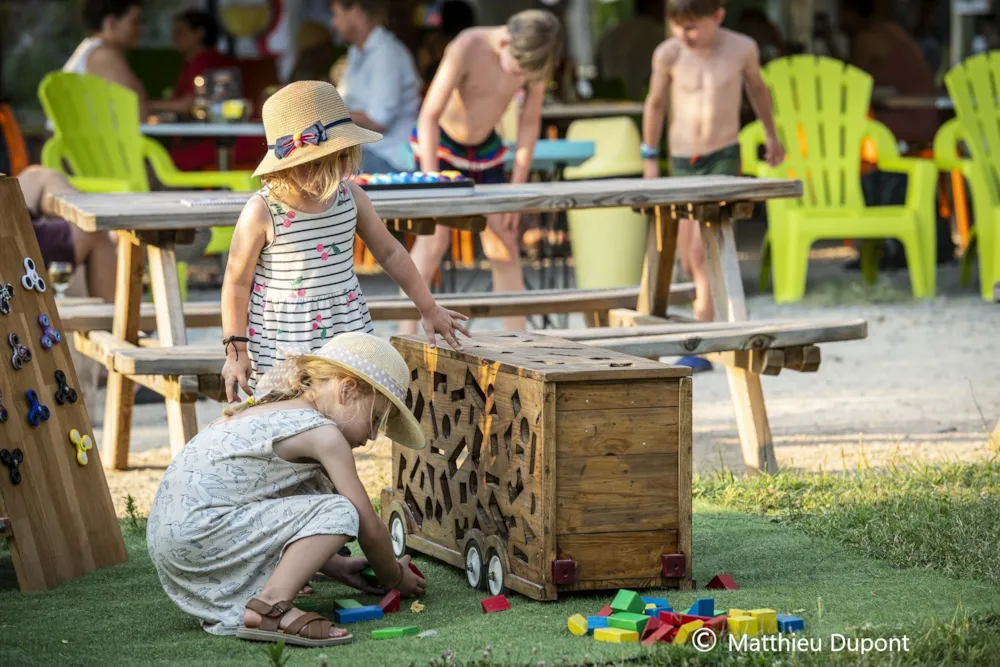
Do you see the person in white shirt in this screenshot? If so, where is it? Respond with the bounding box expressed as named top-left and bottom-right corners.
top-left (330, 0), bottom-right (421, 173)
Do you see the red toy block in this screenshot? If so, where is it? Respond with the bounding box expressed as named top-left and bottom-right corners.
top-left (408, 562), bottom-right (425, 580)
top-left (706, 574), bottom-right (739, 590)
top-left (640, 615), bottom-right (664, 641)
top-left (378, 589), bottom-right (400, 614)
top-left (596, 604), bottom-right (613, 617)
top-left (658, 611), bottom-right (684, 627)
top-left (661, 553), bottom-right (686, 578)
top-left (481, 595), bottom-right (510, 613)
top-left (641, 624), bottom-right (674, 646)
top-left (551, 559), bottom-right (577, 584)
top-left (678, 613), bottom-right (715, 625)
top-left (704, 615), bottom-right (729, 634)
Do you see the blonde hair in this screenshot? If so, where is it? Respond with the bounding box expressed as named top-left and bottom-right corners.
top-left (225, 355), bottom-right (391, 435)
top-left (507, 9), bottom-right (563, 81)
top-left (262, 145), bottom-right (362, 204)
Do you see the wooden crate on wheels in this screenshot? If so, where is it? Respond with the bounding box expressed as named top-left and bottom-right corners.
top-left (380, 332), bottom-right (693, 601)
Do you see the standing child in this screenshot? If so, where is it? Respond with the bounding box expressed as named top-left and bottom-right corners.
top-left (221, 80), bottom-right (470, 400)
top-left (148, 333), bottom-right (428, 645)
top-left (642, 0), bottom-right (784, 372)
top-left (400, 9), bottom-right (563, 334)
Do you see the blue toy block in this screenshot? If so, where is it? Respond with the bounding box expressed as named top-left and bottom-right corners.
top-left (335, 605), bottom-right (384, 624)
top-left (687, 598), bottom-right (714, 617)
top-left (645, 604), bottom-right (672, 617)
top-left (587, 616), bottom-right (610, 635)
top-left (777, 613), bottom-right (805, 633)
top-left (642, 596), bottom-right (670, 608)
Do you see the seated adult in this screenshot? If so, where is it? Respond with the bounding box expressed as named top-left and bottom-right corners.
top-left (157, 10), bottom-right (237, 116)
top-left (331, 0), bottom-right (421, 173)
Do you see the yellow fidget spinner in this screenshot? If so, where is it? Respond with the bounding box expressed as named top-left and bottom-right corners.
top-left (69, 429), bottom-right (94, 466)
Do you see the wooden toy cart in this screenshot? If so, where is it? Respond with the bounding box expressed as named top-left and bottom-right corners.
top-left (380, 332), bottom-right (693, 601)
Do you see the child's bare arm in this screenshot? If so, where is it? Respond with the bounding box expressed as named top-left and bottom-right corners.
top-left (220, 195), bottom-right (270, 400)
top-left (350, 182), bottom-right (469, 348)
top-left (642, 40), bottom-right (676, 177)
top-left (742, 42), bottom-right (784, 166)
top-left (417, 35), bottom-right (468, 173)
top-left (509, 81), bottom-right (545, 185)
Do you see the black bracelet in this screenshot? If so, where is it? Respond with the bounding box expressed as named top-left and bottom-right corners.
top-left (223, 336), bottom-right (250, 361)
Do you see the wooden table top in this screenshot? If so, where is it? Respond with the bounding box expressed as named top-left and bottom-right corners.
top-left (49, 176), bottom-right (801, 232)
top-left (540, 101), bottom-right (645, 119)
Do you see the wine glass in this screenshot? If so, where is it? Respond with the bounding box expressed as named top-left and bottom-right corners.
top-left (48, 261), bottom-right (74, 300)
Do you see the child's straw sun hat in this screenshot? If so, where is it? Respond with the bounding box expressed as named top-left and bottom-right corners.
top-left (253, 80), bottom-right (382, 178)
top-left (254, 332), bottom-right (424, 449)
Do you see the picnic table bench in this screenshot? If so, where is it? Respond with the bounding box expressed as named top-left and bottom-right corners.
top-left (51, 176), bottom-right (867, 474)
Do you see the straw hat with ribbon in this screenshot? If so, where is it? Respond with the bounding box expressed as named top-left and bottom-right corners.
top-left (254, 332), bottom-right (425, 449)
top-left (253, 80), bottom-right (382, 178)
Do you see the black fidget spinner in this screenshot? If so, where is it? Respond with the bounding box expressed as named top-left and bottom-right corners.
top-left (0, 448), bottom-right (23, 485)
top-left (0, 387), bottom-right (7, 423)
top-left (54, 370), bottom-right (78, 405)
top-left (0, 281), bottom-right (13, 315)
top-left (8, 332), bottom-right (31, 370)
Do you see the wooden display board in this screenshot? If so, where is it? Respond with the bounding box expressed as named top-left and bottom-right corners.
top-left (0, 176), bottom-right (127, 591)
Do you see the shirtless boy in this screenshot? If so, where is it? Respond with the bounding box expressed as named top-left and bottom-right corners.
top-left (642, 0), bottom-right (783, 371)
top-left (401, 9), bottom-right (563, 334)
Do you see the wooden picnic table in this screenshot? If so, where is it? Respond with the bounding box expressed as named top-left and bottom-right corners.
top-left (51, 176), bottom-right (804, 472)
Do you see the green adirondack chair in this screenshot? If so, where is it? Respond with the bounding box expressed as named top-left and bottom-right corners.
top-left (38, 72), bottom-right (257, 300)
top-left (934, 52), bottom-right (1000, 301)
top-left (739, 55), bottom-right (938, 302)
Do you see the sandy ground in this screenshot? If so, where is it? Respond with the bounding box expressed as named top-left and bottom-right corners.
top-left (80, 249), bottom-right (1000, 518)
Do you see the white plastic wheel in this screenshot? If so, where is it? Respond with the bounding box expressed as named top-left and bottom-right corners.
top-left (486, 550), bottom-right (505, 596)
top-left (389, 513), bottom-right (407, 559)
top-left (464, 542), bottom-right (485, 589)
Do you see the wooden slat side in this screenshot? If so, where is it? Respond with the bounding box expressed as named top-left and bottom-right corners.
top-left (556, 530), bottom-right (678, 581)
top-left (556, 380), bottom-right (681, 411)
top-left (677, 377), bottom-right (693, 583)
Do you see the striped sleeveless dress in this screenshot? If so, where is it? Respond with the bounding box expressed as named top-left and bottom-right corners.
top-left (247, 183), bottom-right (374, 389)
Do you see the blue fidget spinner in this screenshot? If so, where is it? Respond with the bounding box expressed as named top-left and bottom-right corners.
top-left (25, 389), bottom-right (50, 427)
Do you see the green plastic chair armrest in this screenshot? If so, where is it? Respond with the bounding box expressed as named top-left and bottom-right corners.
top-left (143, 138), bottom-right (257, 191)
top-left (932, 118), bottom-right (967, 172)
top-left (739, 121), bottom-right (767, 177)
top-left (68, 176), bottom-right (134, 193)
top-left (863, 119), bottom-right (902, 162)
top-left (875, 156), bottom-right (938, 211)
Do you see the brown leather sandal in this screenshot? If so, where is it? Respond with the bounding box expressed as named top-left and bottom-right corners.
top-left (236, 598), bottom-right (353, 647)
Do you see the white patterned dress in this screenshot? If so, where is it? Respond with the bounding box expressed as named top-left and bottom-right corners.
top-left (247, 183), bottom-right (375, 389)
top-left (146, 408), bottom-right (360, 635)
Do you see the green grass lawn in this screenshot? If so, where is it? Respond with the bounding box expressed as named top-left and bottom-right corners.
top-left (2, 461), bottom-right (999, 666)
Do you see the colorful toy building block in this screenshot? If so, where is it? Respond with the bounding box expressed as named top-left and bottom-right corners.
top-left (642, 596), bottom-right (670, 608)
top-left (727, 615), bottom-right (759, 638)
top-left (608, 612), bottom-right (649, 634)
top-left (687, 598), bottom-right (714, 617)
top-left (334, 599), bottom-right (362, 609)
top-left (658, 611), bottom-right (684, 627)
top-left (595, 604), bottom-right (613, 617)
top-left (641, 625), bottom-right (677, 646)
top-left (594, 627), bottom-right (639, 643)
top-left (481, 595), bottom-right (510, 613)
top-left (704, 615), bottom-right (730, 634)
top-left (587, 616), bottom-right (609, 634)
top-left (372, 626), bottom-right (420, 639)
top-left (335, 605), bottom-right (384, 624)
top-left (408, 562), bottom-right (425, 580)
top-left (777, 613), bottom-right (805, 633)
top-left (729, 608), bottom-right (748, 617)
top-left (673, 620), bottom-right (704, 644)
top-left (678, 613), bottom-right (714, 625)
top-left (749, 609), bottom-right (778, 635)
top-left (610, 589), bottom-right (645, 614)
top-left (647, 605), bottom-right (671, 618)
top-left (640, 615), bottom-right (664, 641)
top-left (379, 590), bottom-right (401, 613)
top-left (706, 574), bottom-right (739, 590)
top-left (568, 614), bottom-right (588, 636)
top-left (362, 566), bottom-right (379, 586)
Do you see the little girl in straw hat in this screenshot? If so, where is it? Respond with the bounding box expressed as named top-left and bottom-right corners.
top-left (148, 332), bottom-right (428, 646)
top-left (221, 80), bottom-right (469, 402)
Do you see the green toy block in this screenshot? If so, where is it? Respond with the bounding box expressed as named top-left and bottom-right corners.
top-left (362, 566), bottom-right (378, 586)
top-left (334, 599), bottom-right (362, 610)
top-left (608, 612), bottom-right (649, 634)
top-left (372, 626), bottom-right (420, 640)
top-left (610, 589), bottom-right (645, 615)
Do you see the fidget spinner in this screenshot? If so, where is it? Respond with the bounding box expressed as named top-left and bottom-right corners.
top-left (8, 332), bottom-right (32, 370)
top-left (69, 429), bottom-right (94, 466)
top-left (0, 387), bottom-right (8, 423)
top-left (0, 281), bottom-right (13, 315)
top-left (25, 389), bottom-right (50, 427)
top-left (54, 370), bottom-right (78, 405)
top-left (20, 257), bottom-right (46, 293)
top-left (38, 314), bottom-right (62, 349)
top-left (0, 448), bottom-right (23, 485)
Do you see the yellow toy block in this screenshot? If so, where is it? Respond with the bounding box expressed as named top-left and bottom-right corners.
top-left (672, 619), bottom-right (704, 644)
top-left (727, 615), bottom-right (759, 638)
top-left (729, 608), bottom-right (747, 617)
top-left (594, 627), bottom-right (639, 643)
top-left (567, 614), bottom-right (588, 636)
top-left (749, 609), bottom-right (778, 635)
top-left (645, 603), bottom-right (656, 611)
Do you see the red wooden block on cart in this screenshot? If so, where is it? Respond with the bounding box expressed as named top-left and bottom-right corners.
top-left (551, 559), bottom-right (577, 584)
top-left (661, 553), bottom-right (686, 578)
top-left (379, 589), bottom-right (401, 613)
top-left (596, 604), bottom-right (613, 617)
top-left (641, 625), bottom-right (677, 646)
top-left (640, 615), bottom-right (664, 641)
top-left (481, 595), bottom-right (510, 613)
top-left (706, 574), bottom-right (738, 590)
top-left (409, 562), bottom-right (425, 580)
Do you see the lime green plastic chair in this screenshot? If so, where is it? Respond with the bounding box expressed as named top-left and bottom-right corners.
top-left (933, 52), bottom-right (1000, 301)
top-left (740, 55), bottom-right (938, 302)
top-left (563, 117), bottom-right (648, 289)
top-left (38, 72), bottom-right (257, 300)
